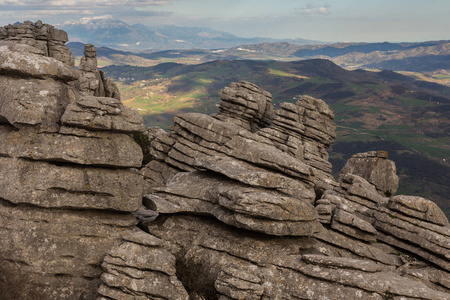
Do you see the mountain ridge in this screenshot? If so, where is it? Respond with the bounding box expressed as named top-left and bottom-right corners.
top-left (59, 16), bottom-right (324, 51)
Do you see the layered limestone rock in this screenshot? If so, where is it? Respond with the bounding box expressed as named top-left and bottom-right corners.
top-left (0, 20), bottom-right (74, 67)
top-left (133, 81), bottom-right (450, 299)
top-left (1, 22), bottom-right (449, 300)
top-left (76, 44), bottom-right (121, 99)
top-left (338, 150), bottom-right (399, 196)
top-left (139, 82), bottom-right (324, 236)
top-left (0, 23), bottom-right (145, 299)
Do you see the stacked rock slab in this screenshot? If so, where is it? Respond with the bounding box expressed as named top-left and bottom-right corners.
top-left (338, 150), bottom-right (399, 196)
top-left (258, 95), bottom-right (336, 188)
top-left (76, 44), bottom-right (121, 99)
top-left (137, 82), bottom-right (450, 299)
top-left (0, 23), bottom-right (149, 299)
top-left (0, 20), bottom-right (74, 67)
top-left (141, 81), bottom-right (322, 236)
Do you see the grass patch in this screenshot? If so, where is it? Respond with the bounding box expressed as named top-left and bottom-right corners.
top-left (384, 133), bottom-right (450, 158)
top-left (398, 97), bottom-right (429, 107)
top-left (269, 68), bottom-right (308, 79)
top-left (378, 124), bottom-right (412, 130)
top-left (330, 102), bottom-right (360, 113)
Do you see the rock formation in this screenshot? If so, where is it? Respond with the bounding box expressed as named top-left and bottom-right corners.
top-left (76, 43), bottom-right (121, 99)
top-left (0, 22), bottom-right (150, 299)
top-left (0, 20), bottom-right (74, 67)
top-left (137, 81), bottom-right (450, 299)
top-left (1, 22), bottom-right (449, 300)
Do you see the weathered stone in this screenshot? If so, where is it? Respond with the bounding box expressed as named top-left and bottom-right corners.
top-left (331, 209), bottom-right (377, 242)
top-left (192, 154), bottom-right (315, 202)
top-left (0, 23), bottom-right (150, 300)
top-left (0, 157), bottom-right (142, 212)
top-left (61, 95), bottom-right (144, 133)
top-left (0, 76), bottom-right (76, 132)
top-left (140, 160), bottom-right (180, 193)
top-left (75, 44), bottom-right (121, 99)
top-left (150, 171), bottom-right (321, 236)
top-left (1, 30), bottom-right (449, 299)
top-left (217, 81), bottom-right (274, 131)
top-left (0, 42), bottom-right (78, 81)
top-left (172, 113), bottom-right (313, 181)
top-left (0, 125), bottom-right (143, 167)
top-left (301, 254), bottom-right (384, 272)
top-left (146, 215), bottom-right (450, 300)
top-left (215, 267), bottom-right (264, 300)
top-left (373, 209), bottom-right (450, 271)
top-left (340, 173), bottom-right (389, 206)
top-left (256, 94), bottom-right (336, 187)
top-left (0, 22), bottom-right (74, 67)
top-left (338, 151), bottom-right (399, 196)
top-left (0, 199), bottom-right (137, 300)
top-left (98, 237), bottom-right (189, 299)
top-left (388, 195), bottom-right (449, 226)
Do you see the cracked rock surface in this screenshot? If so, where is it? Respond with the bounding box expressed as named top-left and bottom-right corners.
top-left (0, 22), bottom-right (145, 300)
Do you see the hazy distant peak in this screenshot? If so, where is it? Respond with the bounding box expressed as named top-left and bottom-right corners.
top-left (59, 16), bottom-right (323, 50)
top-left (61, 15), bottom-right (114, 25)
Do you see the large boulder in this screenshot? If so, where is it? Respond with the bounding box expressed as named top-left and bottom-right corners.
top-left (338, 150), bottom-right (399, 196)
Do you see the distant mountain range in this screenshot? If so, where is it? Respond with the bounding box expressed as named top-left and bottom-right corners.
top-left (227, 41), bottom-right (450, 72)
top-left (67, 38), bottom-right (450, 75)
top-left (59, 16), bottom-right (323, 51)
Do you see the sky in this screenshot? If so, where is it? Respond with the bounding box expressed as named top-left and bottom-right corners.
top-left (0, 0), bottom-right (449, 43)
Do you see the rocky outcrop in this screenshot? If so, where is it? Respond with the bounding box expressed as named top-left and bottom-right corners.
top-left (135, 81), bottom-right (450, 299)
top-left (338, 150), bottom-right (399, 196)
top-left (76, 44), bottom-right (121, 99)
top-left (0, 22), bottom-right (145, 299)
top-left (1, 22), bottom-right (449, 300)
top-left (0, 20), bottom-right (74, 67)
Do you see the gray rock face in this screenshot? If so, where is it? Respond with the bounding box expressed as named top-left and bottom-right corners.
top-left (388, 195), bottom-right (449, 226)
top-left (98, 232), bottom-right (189, 300)
top-left (135, 81), bottom-right (449, 299)
top-left (76, 44), bottom-right (121, 99)
top-left (145, 215), bottom-right (450, 300)
top-left (0, 125), bottom-right (142, 167)
top-left (338, 150), bottom-right (399, 196)
top-left (0, 21), bottom-right (74, 67)
top-left (216, 81), bottom-right (274, 131)
top-left (0, 42), bottom-right (78, 81)
top-left (0, 23), bottom-right (145, 299)
top-left (258, 95), bottom-right (336, 188)
top-left (0, 76), bottom-right (76, 132)
top-left (61, 95), bottom-right (144, 133)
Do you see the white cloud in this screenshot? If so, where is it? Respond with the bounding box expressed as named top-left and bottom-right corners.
top-left (317, 6), bottom-right (331, 15)
top-left (297, 3), bottom-right (331, 16)
top-left (0, 0), bottom-right (172, 5)
top-left (0, 0), bottom-right (179, 25)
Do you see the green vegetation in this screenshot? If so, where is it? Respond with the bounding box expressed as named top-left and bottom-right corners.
top-left (268, 68), bottom-right (308, 79)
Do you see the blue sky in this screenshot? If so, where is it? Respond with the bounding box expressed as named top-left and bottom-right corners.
top-left (0, 0), bottom-right (449, 42)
